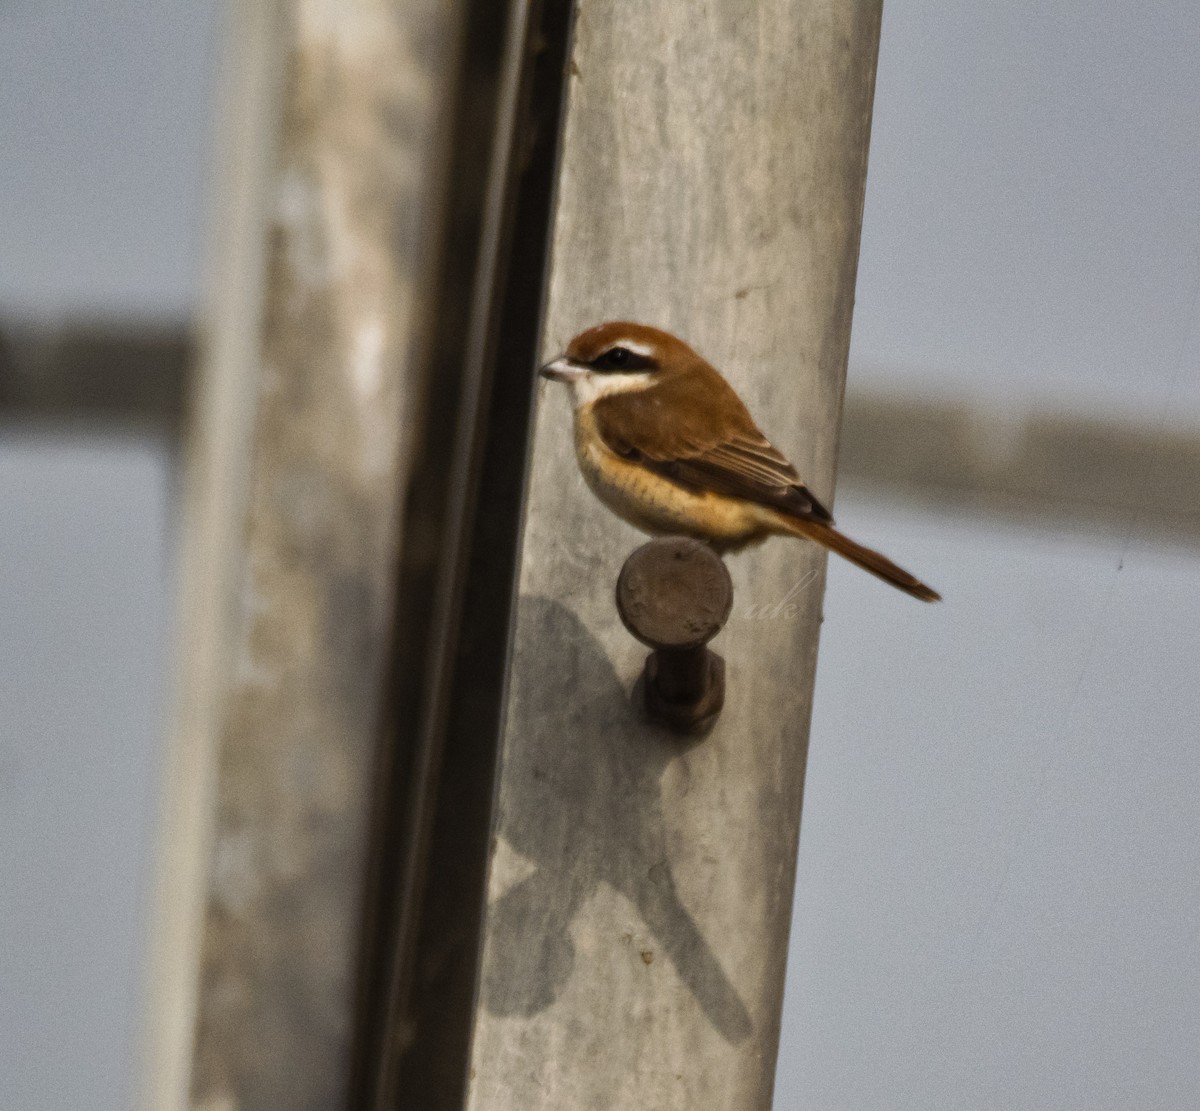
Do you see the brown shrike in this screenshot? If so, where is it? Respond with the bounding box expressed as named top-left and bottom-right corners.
top-left (539, 321), bottom-right (940, 602)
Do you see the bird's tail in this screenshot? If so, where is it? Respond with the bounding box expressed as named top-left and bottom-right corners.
top-left (779, 517), bottom-right (941, 602)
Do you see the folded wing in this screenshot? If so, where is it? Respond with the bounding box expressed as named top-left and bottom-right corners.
top-left (592, 379), bottom-right (833, 525)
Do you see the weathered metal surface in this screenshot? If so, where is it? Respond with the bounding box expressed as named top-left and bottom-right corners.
top-left (151, 1), bottom-right (464, 1109)
top-left (464, 2), bottom-right (883, 1108)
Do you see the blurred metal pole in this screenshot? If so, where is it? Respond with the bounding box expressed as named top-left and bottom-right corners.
top-left (463, 2), bottom-right (883, 1109)
top-left (136, 2), bottom-right (286, 1107)
top-left (136, 0), bottom-right (467, 1107)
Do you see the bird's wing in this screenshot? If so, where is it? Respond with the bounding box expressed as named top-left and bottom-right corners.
top-left (592, 385), bottom-right (833, 524)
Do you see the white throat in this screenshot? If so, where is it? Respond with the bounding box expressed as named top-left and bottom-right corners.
top-left (569, 371), bottom-right (655, 408)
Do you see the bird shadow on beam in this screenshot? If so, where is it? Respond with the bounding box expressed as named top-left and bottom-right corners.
top-left (480, 595), bottom-right (753, 1045)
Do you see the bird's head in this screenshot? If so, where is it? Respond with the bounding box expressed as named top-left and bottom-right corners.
top-left (539, 321), bottom-right (703, 406)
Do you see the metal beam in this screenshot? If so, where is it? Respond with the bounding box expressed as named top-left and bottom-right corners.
top-left (0, 323), bottom-right (188, 433)
top-left (839, 390), bottom-right (1200, 542)
top-left (136, 0), bottom-right (470, 1106)
top-left (6, 322), bottom-right (1196, 549)
top-left (463, 3), bottom-right (884, 1108)
top-left (349, 0), bottom-right (575, 1106)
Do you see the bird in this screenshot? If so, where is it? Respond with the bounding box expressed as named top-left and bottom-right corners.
top-left (538, 321), bottom-right (940, 602)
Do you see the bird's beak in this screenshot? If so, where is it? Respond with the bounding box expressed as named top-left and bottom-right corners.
top-left (539, 355), bottom-right (587, 383)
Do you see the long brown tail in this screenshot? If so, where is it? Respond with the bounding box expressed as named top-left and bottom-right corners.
top-left (780, 517), bottom-right (941, 602)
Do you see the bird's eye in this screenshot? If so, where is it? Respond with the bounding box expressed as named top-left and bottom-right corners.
top-left (595, 346), bottom-right (632, 370)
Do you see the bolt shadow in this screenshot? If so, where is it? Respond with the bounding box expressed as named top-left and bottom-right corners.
top-left (481, 595), bottom-right (753, 1045)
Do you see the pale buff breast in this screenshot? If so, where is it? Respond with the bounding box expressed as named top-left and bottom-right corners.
top-left (572, 402), bottom-right (774, 549)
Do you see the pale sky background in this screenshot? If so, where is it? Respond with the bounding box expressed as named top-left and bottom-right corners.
top-left (0, 0), bottom-right (219, 321)
top-left (2, 2), bottom-right (1198, 1109)
top-left (776, 5), bottom-right (1200, 1107)
top-left (850, 1), bottom-right (1200, 427)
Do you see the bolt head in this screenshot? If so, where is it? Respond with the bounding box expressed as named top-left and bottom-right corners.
top-left (616, 537), bottom-right (733, 650)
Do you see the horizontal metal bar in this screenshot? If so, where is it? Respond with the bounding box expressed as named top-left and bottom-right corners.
top-left (6, 324), bottom-right (1195, 544)
top-left (838, 390), bottom-right (1200, 541)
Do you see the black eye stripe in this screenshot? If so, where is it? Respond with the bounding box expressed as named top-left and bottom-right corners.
top-left (590, 346), bottom-right (656, 372)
